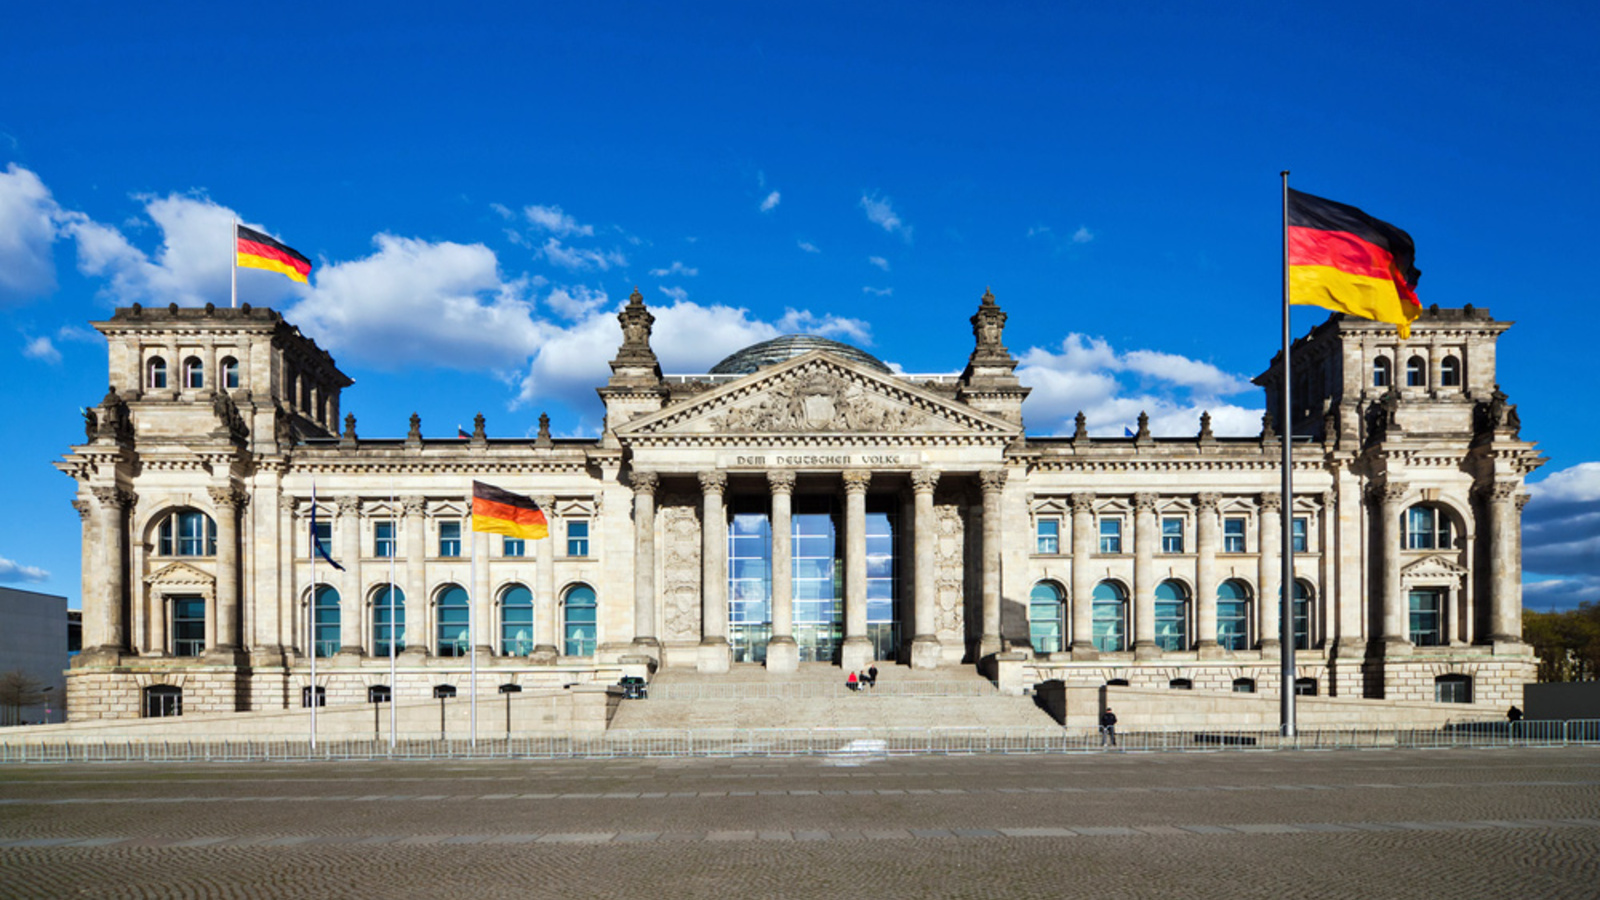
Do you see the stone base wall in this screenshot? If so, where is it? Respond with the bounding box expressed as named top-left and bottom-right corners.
top-left (67, 665), bottom-right (249, 720)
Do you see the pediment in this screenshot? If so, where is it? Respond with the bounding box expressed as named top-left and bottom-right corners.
top-left (1401, 555), bottom-right (1469, 579)
top-left (145, 561), bottom-right (215, 587)
top-left (617, 351), bottom-right (1018, 440)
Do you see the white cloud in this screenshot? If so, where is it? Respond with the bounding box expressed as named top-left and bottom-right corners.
top-left (863, 286), bottom-right (893, 297)
top-left (760, 191), bottom-right (781, 213)
top-left (523, 204), bottom-right (594, 237)
top-left (649, 261), bottom-right (699, 278)
top-left (489, 203), bottom-right (514, 220)
top-left (1072, 226), bottom-right (1094, 244)
top-left (1017, 333), bottom-right (1261, 436)
top-left (867, 256), bottom-right (889, 272)
top-left (0, 555), bottom-right (49, 584)
top-left (659, 285), bottom-right (688, 303)
top-left (0, 164), bottom-right (62, 304)
top-left (797, 240), bottom-right (820, 254)
top-left (544, 285), bottom-right (609, 321)
top-left (287, 233), bottom-right (545, 370)
top-left (1523, 575), bottom-right (1600, 612)
top-left (539, 237), bottom-right (626, 271)
top-left (860, 193), bottom-right (912, 242)
top-left (775, 308), bottom-right (872, 344)
top-left (22, 335), bottom-right (60, 364)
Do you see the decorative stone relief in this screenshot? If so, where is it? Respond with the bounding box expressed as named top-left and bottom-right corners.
top-left (709, 368), bottom-right (927, 433)
top-left (933, 503), bottom-right (966, 640)
top-left (659, 502), bottom-right (702, 641)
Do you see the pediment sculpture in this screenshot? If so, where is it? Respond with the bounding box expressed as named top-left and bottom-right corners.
top-left (710, 368), bottom-right (928, 433)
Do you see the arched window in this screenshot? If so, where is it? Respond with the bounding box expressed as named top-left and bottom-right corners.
top-left (1028, 582), bottom-right (1065, 654)
top-left (1232, 677), bottom-right (1256, 693)
top-left (184, 356), bottom-right (204, 389)
top-left (1294, 677), bottom-right (1318, 696)
top-left (1216, 579), bottom-right (1251, 650)
top-left (1292, 580), bottom-right (1313, 650)
top-left (563, 584), bottom-right (597, 656)
top-left (148, 357), bottom-right (168, 389)
top-left (1169, 678), bottom-right (1193, 690)
top-left (1405, 505), bottom-right (1454, 550)
top-left (1405, 355), bottom-right (1426, 387)
top-left (1440, 355), bottom-right (1461, 387)
top-left (221, 357), bottom-right (240, 389)
top-left (373, 586), bottom-right (406, 656)
top-left (1091, 581), bottom-right (1127, 653)
top-left (1372, 356), bottom-right (1391, 388)
top-left (1154, 580), bottom-right (1189, 651)
top-left (501, 584), bottom-right (534, 656)
top-left (312, 585), bottom-right (340, 657)
top-left (436, 585), bottom-right (469, 657)
top-left (157, 509), bottom-right (217, 557)
top-left (143, 685), bottom-right (182, 718)
top-left (1435, 674), bottom-right (1472, 703)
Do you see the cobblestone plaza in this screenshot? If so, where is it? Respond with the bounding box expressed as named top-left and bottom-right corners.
top-left (3, 748), bottom-right (1597, 899)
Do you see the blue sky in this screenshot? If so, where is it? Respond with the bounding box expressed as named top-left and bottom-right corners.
top-left (1, 1), bottom-right (1595, 611)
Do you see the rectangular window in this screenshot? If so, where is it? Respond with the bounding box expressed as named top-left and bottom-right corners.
top-left (374, 521), bottom-right (395, 558)
top-left (566, 519), bottom-right (590, 557)
top-left (1036, 518), bottom-right (1059, 554)
top-left (1291, 517), bottom-right (1308, 553)
top-left (172, 597), bottom-right (206, 657)
top-left (1098, 518), bottom-right (1123, 554)
top-left (313, 520), bottom-right (333, 561)
top-left (1223, 517), bottom-right (1246, 553)
top-left (503, 537), bottom-right (525, 558)
top-left (438, 520), bottom-right (461, 557)
top-left (1161, 517), bottom-right (1184, 553)
top-left (1409, 589), bottom-right (1443, 646)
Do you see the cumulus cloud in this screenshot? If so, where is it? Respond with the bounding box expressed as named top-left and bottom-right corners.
top-left (649, 261), bottom-right (698, 278)
top-left (538, 237), bottom-right (627, 271)
top-left (1017, 333), bottom-right (1261, 436)
top-left (22, 335), bottom-right (60, 364)
top-left (0, 164), bottom-right (62, 304)
top-left (867, 256), bottom-right (889, 272)
top-left (776, 308), bottom-right (872, 344)
top-left (0, 555), bottom-right (48, 584)
top-left (544, 285), bottom-right (609, 321)
top-left (797, 240), bottom-right (820, 254)
top-left (1523, 462), bottom-right (1600, 587)
top-left (287, 234), bottom-right (544, 370)
top-left (760, 191), bottom-right (781, 213)
top-left (1072, 226), bottom-right (1094, 243)
top-left (860, 193), bottom-right (912, 242)
top-left (659, 285), bottom-right (688, 303)
top-left (523, 204), bottom-right (594, 237)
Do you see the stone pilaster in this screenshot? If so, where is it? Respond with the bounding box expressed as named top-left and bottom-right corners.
top-left (336, 496), bottom-right (364, 656)
top-left (765, 469), bottom-right (799, 673)
top-left (1068, 491), bottom-right (1097, 658)
top-left (206, 484), bottom-right (245, 660)
top-left (1132, 492), bottom-right (1158, 658)
top-left (841, 469), bottom-right (874, 672)
top-left (82, 488), bottom-right (127, 661)
top-left (1195, 492), bottom-right (1222, 657)
top-left (910, 469), bottom-right (942, 669)
top-left (630, 471), bottom-right (661, 655)
top-left (1485, 482), bottom-right (1523, 646)
top-left (535, 495), bottom-right (559, 661)
top-left (1258, 491), bottom-right (1282, 656)
top-left (697, 472), bottom-right (730, 673)
top-left (1377, 482), bottom-right (1411, 655)
top-left (402, 497), bottom-right (427, 658)
top-left (976, 469), bottom-right (1007, 659)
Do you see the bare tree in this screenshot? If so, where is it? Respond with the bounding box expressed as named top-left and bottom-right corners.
top-left (0, 669), bottom-right (46, 726)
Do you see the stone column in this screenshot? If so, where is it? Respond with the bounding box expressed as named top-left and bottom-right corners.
top-left (208, 485), bottom-right (243, 657)
top-left (402, 497), bottom-right (427, 658)
top-left (535, 495), bottom-right (559, 661)
top-left (277, 493), bottom-right (297, 652)
top-left (1069, 491), bottom-right (1097, 657)
top-left (910, 469), bottom-right (942, 669)
top-left (697, 472), bottom-right (730, 673)
top-left (1195, 492), bottom-right (1221, 657)
top-left (1485, 482), bottom-right (1523, 645)
top-left (1133, 492), bottom-right (1158, 658)
top-left (337, 496), bottom-right (364, 655)
top-left (1378, 482), bottom-right (1410, 654)
top-left (841, 470), bottom-right (874, 672)
top-left (472, 526), bottom-right (493, 656)
top-left (1258, 491), bottom-right (1282, 655)
top-left (85, 487), bottom-right (127, 658)
top-left (630, 471), bottom-right (661, 654)
top-left (766, 469), bottom-right (799, 673)
top-left (977, 469), bottom-right (1007, 659)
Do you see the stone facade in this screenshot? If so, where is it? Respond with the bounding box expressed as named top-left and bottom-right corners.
top-left (57, 293), bottom-right (1543, 722)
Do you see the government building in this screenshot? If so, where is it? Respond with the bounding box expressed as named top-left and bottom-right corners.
top-left (57, 290), bottom-right (1543, 720)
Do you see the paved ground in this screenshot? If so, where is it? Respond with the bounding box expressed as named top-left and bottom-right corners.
top-left (2, 747), bottom-right (1597, 899)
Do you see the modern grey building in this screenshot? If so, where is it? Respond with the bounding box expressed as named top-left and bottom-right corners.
top-left (0, 587), bottom-right (69, 725)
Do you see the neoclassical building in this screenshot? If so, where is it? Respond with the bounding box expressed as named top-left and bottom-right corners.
top-left (58, 290), bottom-right (1543, 720)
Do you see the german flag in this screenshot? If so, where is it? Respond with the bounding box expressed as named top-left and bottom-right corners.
top-left (1288, 189), bottom-right (1421, 338)
top-left (236, 224), bottom-right (313, 283)
top-left (471, 481), bottom-right (547, 540)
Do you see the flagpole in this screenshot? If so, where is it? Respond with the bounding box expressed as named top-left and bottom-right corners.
top-left (309, 478), bottom-right (318, 751)
top-left (230, 219), bottom-right (238, 309)
top-left (1279, 171), bottom-right (1297, 737)
top-left (469, 498), bottom-right (479, 749)
top-left (388, 485), bottom-right (398, 751)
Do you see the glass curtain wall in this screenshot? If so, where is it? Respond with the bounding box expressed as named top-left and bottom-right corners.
top-left (792, 496), bottom-right (842, 662)
top-left (728, 498), bottom-right (772, 663)
top-left (864, 498), bottom-right (900, 660)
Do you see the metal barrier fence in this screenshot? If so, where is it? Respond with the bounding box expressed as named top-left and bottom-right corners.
top-left (2, 720), bottom-right (1596, 763)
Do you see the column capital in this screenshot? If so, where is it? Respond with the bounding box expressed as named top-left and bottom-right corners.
top-left (842, 469), bottom-right (872, 495)
top-left (402, 496), bottom-right (427, 516)
top-left (73, 498), bottom-right (93, 520)
top-left (208, 484), bottom-right (245, 510)
top-left (279, 493), bottom-right (299, 514)
top-left (766, 469), bottom-right (796, 494)
top-left (533, 495), bottom-right (557, 517)
top-left (1196, 491), bottom-right (1221, 512)
top-left (910, 469), bottom-right (940, 494)
top-left (979, 468), bottom-right (1007, 493)
top-left (336, 495), bottom-right (362, 517)
top-left (1477, 481), bottom-right (1519, 504)
top-left (1259, 491), bottom-right (1282, 513)
top-left (1515, 492), bottom-right (1532, 512)
top-left (1069, 490), bottom-right (1096, 514)
top-left (1133, 491), bottom-right (1158, 513)
top-left (631, 470), bottom-right (660, 495)
top-left (1375, 482), bottom-right (1409, 506)
top-left (697, 471), bottom-right (727, 495)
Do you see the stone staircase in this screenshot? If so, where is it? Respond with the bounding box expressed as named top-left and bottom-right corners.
top-left (608, 663), bottom-right (1058, 731)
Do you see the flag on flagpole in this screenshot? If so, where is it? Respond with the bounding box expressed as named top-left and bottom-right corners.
top-left (1287, 188), bottom-right (1421, 338)
top-left (471, 481), bottom-right (548, 540)
top-left (237, 224), bottom-right (313, 283)
top-left (309, 503), bottom-right (345, 571)
top-left (457, 425), bottom-right (471, 439)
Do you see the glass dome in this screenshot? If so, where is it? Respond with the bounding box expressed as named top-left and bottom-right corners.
top-left (709, 334), bottom-right (890, 375)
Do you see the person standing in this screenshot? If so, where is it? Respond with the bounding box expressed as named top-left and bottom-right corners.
top-left (1099, 707), bottom-right (1118, 747)
top-left (866, 665), bottom-right (879, 689)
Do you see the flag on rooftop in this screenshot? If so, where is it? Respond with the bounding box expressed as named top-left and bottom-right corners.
top-left (471, 481), bottom-right (547, 539)
top-left (1287, 189), bottom-right (1421, 338)
top-left (236, 224), bottom-right (313, 283)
